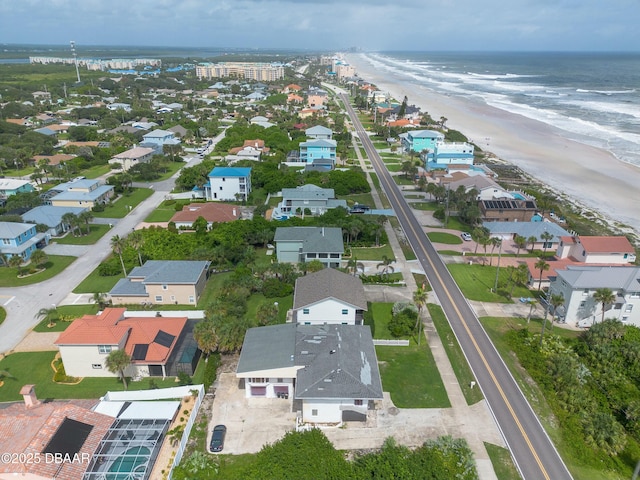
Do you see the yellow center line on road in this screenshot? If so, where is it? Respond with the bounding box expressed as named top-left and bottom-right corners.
top-left (349, 108), bottom-right (550, 480)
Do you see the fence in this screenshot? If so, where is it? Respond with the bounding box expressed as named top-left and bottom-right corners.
top-left (167, 384), bottom-right (205, 480)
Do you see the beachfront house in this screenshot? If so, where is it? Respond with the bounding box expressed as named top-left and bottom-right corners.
top-left (555, 235), bottom-right (636, 264)
top-left (55, 308), bottom-right (188, 378)
top-left (274, 226), bottom-right (344, 267)
top-left (273, 184), bottom-right (347, 218)
top-left (0, 221), bottom-right (49, 261)
top-left (204, 166), bottom-right (252, 201)
top-left (109, 260), bottom-right (211, 306)
top-left (479, 198), bottom-right (539, 222)
top-left (299, 138), bottom-right (337, 166)
top-left (236, 323), bottom-right (383, 424)
top-left (293, 268), bottom-right (367, 325)
top-left (548, 266), bottom-right (640, 327)
top-left (401, 130), bottom-right (444, 153)
top-left (423, 142), bottom-right (475, 170)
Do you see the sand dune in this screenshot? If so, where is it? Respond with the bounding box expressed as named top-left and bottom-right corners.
top-left (345, 54), bottom-right (640, 236)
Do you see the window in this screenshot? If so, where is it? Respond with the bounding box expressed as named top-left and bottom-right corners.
top-left (354, 399), bottom-right (363, 406)
top-left (580, 301), bottom-right (586, 307)
top-left (318, 253), bottom-right (328, 258)
top-left (304, 322), bottom-right (311, 325)
top-left (303, 308), bottom-right (309, 315)
top-left (98, 345), bottom-right (112, 354)
top-left (162, 284), bottom-right (168, 290)
top-left (312, 409), bottom-right (318, 416)
top-left (170, 295), bottom-right (176, 302)
top-left (250, 377), bottom-right (267, 383)
top-left (583, 289), bottom-right (589, 296)
top-left (189, 296), bottom-right (195, 303)
top-left (342, 309), bottom-right (348, 315)
top-left (222, 177), bottom-right (226, 182)
top-left (219, 186), bottom-right (223, 191)
top-left (631, 292), bottom-right (640, 298)
top-left (92, 364), bottom-right (102, 369)
top-left (155, 295), bottom-right (163, 302)
top-left (307, 253), bottom-right (317, 258)
top-left (277, 378), bottom-right (283, 383)
top-left (330, 253), bottom-right (340, 258)
top-left (625, 305), bottom-right (633, 313)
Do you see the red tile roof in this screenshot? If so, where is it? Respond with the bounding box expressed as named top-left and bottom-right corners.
top-left (578, 236), bottom-right (634, 254)
top-left (170, 202), bottom-right (240, 224)
top-left (55, 308), bottom-right (129, 345)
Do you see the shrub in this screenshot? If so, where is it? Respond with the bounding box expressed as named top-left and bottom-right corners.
top-left (98, 258), bottom-right (123, 276)
top-left (262, 278), bottom-right (293, 298)
top-left (92, 204), bottom-right (105, 212)
top-left (177, 372), bottom-right (193, 386)
top-left (203, 353), bottom-right (220, 391)
top-left (388, 308), bottom-right (418, 337)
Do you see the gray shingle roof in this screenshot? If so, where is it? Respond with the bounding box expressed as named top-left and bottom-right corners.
top-left (483, 221), bottom-right (571, 242)
top-left (281, 184), bottom-right (335, 201)
top-left (293, 268), bottom-right (367, 311)
top-left (274, 227), bottom-right (344, 254)
top-left (127, 260), bottom-right (210, 284)
top-left (109, 278), bottom-right (149, 297)
top-left (294, 324), bottom-right (382, 400)
top-left (22, 205), bottom-right (87, 227)
top-left (236, 323), bottom-right (297, 374)
top-left (556, 265), bottom-right (640, 290)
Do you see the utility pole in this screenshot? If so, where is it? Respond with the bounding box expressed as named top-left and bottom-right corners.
top-left (70, 41), bottom-right (81, 84)
top-left (493, 239), bottom-right (503, 292)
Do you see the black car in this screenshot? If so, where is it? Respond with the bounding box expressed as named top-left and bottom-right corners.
top-left (210, 424), bottom-right (227, 452)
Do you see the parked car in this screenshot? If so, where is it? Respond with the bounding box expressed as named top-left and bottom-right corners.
top-left (210, 424), bottom-right (227, 452)
top-left (461, 232), bottom-right (472, 241)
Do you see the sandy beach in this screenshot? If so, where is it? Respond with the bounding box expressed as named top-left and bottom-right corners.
top-left (345, 54), bottom-right (640, 237)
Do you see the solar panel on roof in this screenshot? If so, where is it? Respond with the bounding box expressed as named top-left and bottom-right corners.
top-left (132, 344), bottom-right (149, 361)
top-left (525, 201), bottom-right (535, 208)
top-left (42, 417), bottom-right (93, 456)
top-left (154, 330), bottom-right (175, 348)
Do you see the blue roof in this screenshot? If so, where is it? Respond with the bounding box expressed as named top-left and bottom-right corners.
top-left (209, 167), bottom-right (252, 177)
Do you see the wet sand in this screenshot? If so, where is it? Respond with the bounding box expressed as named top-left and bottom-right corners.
top-left (345, 53), bottom-right (640, 236)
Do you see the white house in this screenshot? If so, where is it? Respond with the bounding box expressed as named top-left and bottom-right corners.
top-left (293, 268), bottom-right (367, 325)
top-left (236, 323), bottom-right (383, 424)
top-left (204, 166), bottom-right (252, 201)
top-left (273, 184), bottom-right (347, 218)
top-left (142, 129), bottom-right (181, 147)
top-left (109, 146), bottom-right (155, 171)
top-left (274, 226), bottom-right (343, 267)
top-left (55, 308), bottom-right (188, 379)
top-left (549, 266), bottom-right (640, 327)
top-left (556, 235), bottom-right (636, 264)
top-left (305, 125), bottom-right (333, 140)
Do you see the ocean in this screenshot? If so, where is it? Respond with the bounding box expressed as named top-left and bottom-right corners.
top-left (359, 51), bottom-right (640, 169)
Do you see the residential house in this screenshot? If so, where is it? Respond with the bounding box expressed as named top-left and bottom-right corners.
top-left (307, 92), bottom-right (328, 108)
top-left (0, 179), bottom-right (35, 199)
top-left (293, 268), bottom-right (367, 325)
top-left (32, 153), bottom-right (77, 167)
top-left (142, 129), bottom-right (181, 147)
top-left (443, 175), bottom-right (515, 201)
top-left (22, 205), bottom-right (87, 237)
top-left (274, 226), bottom-right (343, 267)
top-left (0, 393), bottom-right (113, 479)
top-left (401, 129), bottom-right (444, 153)
top-left (167, 125), bottom-right (189, 137)
top-left (283, 84), bottom-right (302, 93)
top-left (249, 115), bottom-right (275, 128)
top-left (108, 146), bottom-right (155, 171)
top-left (107, 102), bottom-right (132, 112)
top-left (170, 202), bottom-right (240, 229)
top-left (0, 221), bottom-right (49, 261)
top-left (47, 178), bottom-right (114, 209)
top-left (204, 166), bottom-right (252, 201)
top-left (423, 142), bottom-right (475, 170)
top-left (109, 260), bottom-right (211, 305)
top-left (287, 93), bottom-right (304, 104)
top-left (299, 138), bottom-right (337, 165)
top-left (305, 125), bottom-right (333, 140)
top-left (55, 308), bottom-right (188, 378)
top-left (556, 235), bottom-right (636, 264)
top-left (273, 184), bottom-right (347, 218)
top-left (480, 198), bottom-right (538, 222)
top-left (236, 323), bottom-right (383, 424)
top-left (549, 266), bottom-right (640, 327)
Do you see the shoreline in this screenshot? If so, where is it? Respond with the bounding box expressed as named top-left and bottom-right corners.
top-left (344, 53), bottom-right (640, 238)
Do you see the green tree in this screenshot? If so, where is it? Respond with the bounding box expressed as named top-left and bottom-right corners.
top-left (127, 229), bottom-right (145, 266)
top-left (593, 288), bottom-right (616, 323)
top-left (105, 349), bottom-right (132, 390)
top-left (514, 235), bottom-right (527, 257)
top-left (256, 302), bottom-right (279, 326)
top-left (527, 235), bottom-right (537, 253)
top-left (193, 319), bottom-right (218, 360)
top-left (8, 255), bottom-right (22, 275)
top-left (413, 288), bottom-right (427, 345)
top-left (93, 292), bottom-right (108, 309)
top-left (35, 306), bottom-right (59, 328)
top-left (305, 259), bottom-right (325, 274)
top-left (62, 212), bottom-right (79, 237)
top-left (540, 231), bottom-right (554, 258)
top-left (549, 293), bottom-right (565, 331)
top-left (377, 255), bottom-right (395, 279)
top-left (110, 235), bottom-right (128, 277)
top-left (534, 259), bottom-right (549, 290)
top-left (29, 249), bottom-right (47, 269)
top-left (78, 210), bottom-right (94, 235)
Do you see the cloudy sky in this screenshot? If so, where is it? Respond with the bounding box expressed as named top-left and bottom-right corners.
top-left (0, 0), bottom-right (638, 52)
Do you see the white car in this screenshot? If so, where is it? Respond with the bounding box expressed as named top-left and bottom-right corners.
top-left (461, 232), bottom-right (472, 241)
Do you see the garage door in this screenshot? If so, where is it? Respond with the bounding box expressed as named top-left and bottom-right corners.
top-left (251, 386), bottom-right (267, 397)
top-left (274, 386), bottom-right (288, 395)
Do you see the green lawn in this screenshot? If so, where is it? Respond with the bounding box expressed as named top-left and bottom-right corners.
top-left (447, 264), bottom-right (533, 302)
top-left (73, 267), bottom-right (124, 294)
top-left (0, 255), bottom-right (76, 287)
top-left (393, 175), bottom-right (415, 186)
top-left (411, 202), bottom-right (438, 211)
top-left (93, 188), bottom-right (154, 218)
top-left (349, 244), bottom-right (395, 261)
top-left (386, 164), bottom-right (403, 172)
top-left (427, 232), bottom-right (463, 245)
top-left (246, 293), bottom-right (293, 325)
top-left (484, 443), bottom-right (521, 480)
top-left (196, 271), bottom-right (233, 309)
top-left (54, 224), bottom-right (111, 245)
top-left (149, 161), bottom-right (185, 182)
top-left (0, 351), bottom-right (177, 402)
top-left (144, 199), bottom-right (192, 222)
top-left (0, 306), bottom-right (6, 326)
top-left (342, 193), bottom-right (376, 208)
top-left (427, 303), bottom-right (484, 405)
top-left (83, 164), bottom-right (112, 179)
top-left (33, 304), bottom-right (100, 332)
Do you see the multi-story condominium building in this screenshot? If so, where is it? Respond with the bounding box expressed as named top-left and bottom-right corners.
top-left (195, 62), bottom-right (284, 81)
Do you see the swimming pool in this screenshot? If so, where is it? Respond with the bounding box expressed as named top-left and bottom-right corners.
top-left (511, 192), bottom-right (526, 200)
top-left (107, 446), bottom-right (150, 479)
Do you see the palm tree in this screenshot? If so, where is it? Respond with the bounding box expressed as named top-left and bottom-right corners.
top-left (110, 235), bottom-right (128, 277)
top-left (8, 255), bottom-right (22, 276)
top-left (78, 210), bottom-right (94, 235)
top-left (549, 293), bottom-right (565, 331)
top-left (346, 257), bottom-right (364, 276)
top-left (105, 349), bottom-right (132, 390)
top-left (0, 369), bottom-right (15, 387)
top-left (489, 237), bottom-right (501, 266)
top-left (527, 235), bottom-right (538, 254)
top-left (377, 255), bottom-right (395, 279)
top-left (62, 212), bottom-right (79, 236)
top-left (35, 306), bottom-right (59, 328)
top-left (413, 288), bottom-right (428, 345)
top-left (93, 292), bottom-right (108, 309)
top-left (534, 259), bottom-right (549, 290)
top-left (193, 320), bottom-right (218, 361)
top-left (593, 288), bottom-right (616, 323)
top-left (514, 235), bottom-right (527, 257)
top-left (127, 230), bottom-right (145, 266)
top-left (29, 249), bottom-right (47, 269)
top-left (540, 231), bottom-right (554, 258)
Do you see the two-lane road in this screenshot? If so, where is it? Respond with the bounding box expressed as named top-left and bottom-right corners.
top-left (341, 94), bottom-right (572, 480)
